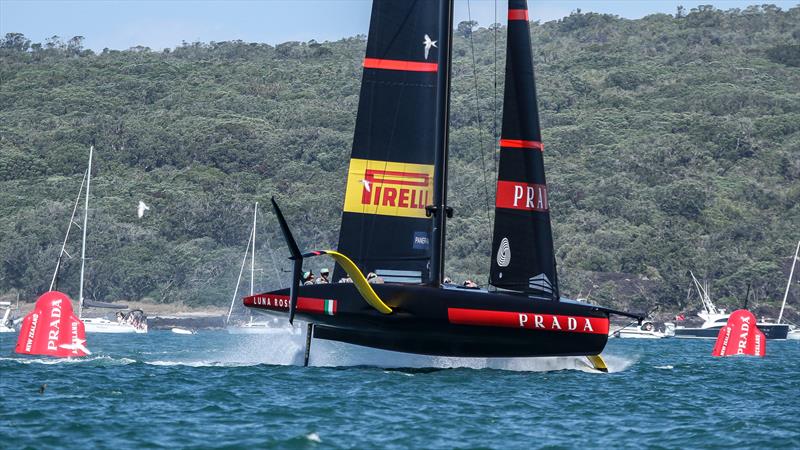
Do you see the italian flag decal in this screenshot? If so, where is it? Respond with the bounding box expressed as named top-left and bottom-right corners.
top-left (324, 299), bottom-right (336, 316)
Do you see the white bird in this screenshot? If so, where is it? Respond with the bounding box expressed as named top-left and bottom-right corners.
top-left (423, 34), bottom-right (437, 60)
top-left (137, 201), bottom-right (150, 218)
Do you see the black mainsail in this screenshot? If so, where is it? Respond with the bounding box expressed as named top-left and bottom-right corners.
top-left (334, 0), bottom-right (446, 285)
top-left (489, 0), bottom-right (559, 299)
top-left (246, 0), bottom-right (643, 366)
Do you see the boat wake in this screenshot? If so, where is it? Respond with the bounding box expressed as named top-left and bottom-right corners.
top-left (2, 326), bottom-right (639, 372)
top-left (313, 343), bottom-right (637, 373)
top-left (0, 355), bottom-right (136, 366)
top-left (119, 327), bottom-right (638, 372)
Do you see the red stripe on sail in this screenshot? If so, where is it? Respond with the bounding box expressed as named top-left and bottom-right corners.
top-left (363, 58), bottom-right (438, 72)
top-left (508, 9), bottom-right (529, 21)
top-left (495, 181), bottom-right (549, 211)
top-left (448, 308), bottom-right (609, 335)
top-left (499, 139), bottom-right (543, 151)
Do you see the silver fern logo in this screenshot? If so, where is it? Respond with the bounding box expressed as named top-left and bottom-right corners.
top-left (497, 237), bottom-right (511, 267)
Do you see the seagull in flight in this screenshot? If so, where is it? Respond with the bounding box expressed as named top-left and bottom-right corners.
top-left (423, 34), bottom-right (437, 60)
top-left (360, 179), bottom-right (371, 192)
top-left (137, 201), bottom-right (150, 218)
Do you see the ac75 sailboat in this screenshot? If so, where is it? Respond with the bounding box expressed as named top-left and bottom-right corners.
top-left (245, 0), bottom-right (643, 370)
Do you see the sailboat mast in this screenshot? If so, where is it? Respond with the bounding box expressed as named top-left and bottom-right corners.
top-left (226, 220), bottom-right (254, 326)
top-left (430, 0), bottom-right (455, 286)
top-left (50, 169), bottom-right (88, 291)
top-left (251, 202), bottom-right (257, 296)
top-left (78, 145), bottom-right (93, 318)
top-left (778, 240), bottom-right (800, 323)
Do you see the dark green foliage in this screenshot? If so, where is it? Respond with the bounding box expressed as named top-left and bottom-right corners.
top-left (1, 6), bottom-right (799, 316)
top-left (766, 44), bottom-right (800, 66)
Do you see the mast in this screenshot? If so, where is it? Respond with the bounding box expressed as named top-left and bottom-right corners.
top-left (429, 0), bottom-right (455, 286)
top-left (251, 202), bottom-right (257, 296)
top-left (50, 169), bottom-right (88, 291)
top-left (226, 219), bottom-right (254, 326)
top-left (78, 145), bottom-right (93, 318)
top-left (778, 240), bottom-right (800, 323)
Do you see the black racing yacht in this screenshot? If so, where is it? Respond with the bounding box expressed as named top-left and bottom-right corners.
top-left (245, 0), bottom-right (643, 370)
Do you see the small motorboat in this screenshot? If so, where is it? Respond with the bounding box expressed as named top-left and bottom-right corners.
top-left (83, 310), bottom-right (148, 334)
top-left (609, 321), bottom-right (665, 339)
top-left (171, 327), bottom-right (196, 335)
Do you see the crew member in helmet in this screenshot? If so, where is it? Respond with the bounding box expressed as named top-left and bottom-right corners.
top-left (367, 272), bottom-right (384, 284)
top-left (316, 268), bottom-right (330, 284)
top-left (302, 270), bottom-right (315, 285)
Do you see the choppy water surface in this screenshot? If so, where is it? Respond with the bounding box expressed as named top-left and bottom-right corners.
top-left (1, 329), bottom-right (798, 449)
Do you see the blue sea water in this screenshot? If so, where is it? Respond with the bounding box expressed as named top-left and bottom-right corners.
top-left (1, 329), bottom-right (798, 449)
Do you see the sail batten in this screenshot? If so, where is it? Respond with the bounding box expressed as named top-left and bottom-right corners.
top-left (490, 0), bottom-right (559, 299)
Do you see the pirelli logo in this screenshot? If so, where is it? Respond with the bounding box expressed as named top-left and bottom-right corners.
top-left (343, 158), bottom-right (434, 219)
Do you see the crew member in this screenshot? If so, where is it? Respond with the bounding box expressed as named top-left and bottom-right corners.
top-left (316, 268), bottom-right (330, 284)
top-left (302, 271), bottom-right (315, 285)
top-left (463, 279), bottom-right (479, 289)
top-left (367, 272), bottom-right (384, 284)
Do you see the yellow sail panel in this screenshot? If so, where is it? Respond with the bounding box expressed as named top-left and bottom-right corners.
top-left (343, 158), bottom-right (434, 219)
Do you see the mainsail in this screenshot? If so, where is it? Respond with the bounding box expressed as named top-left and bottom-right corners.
top-left (335, 0), bottom-right (445, 284)
top-left (489, 0), bottom-right (559, 298)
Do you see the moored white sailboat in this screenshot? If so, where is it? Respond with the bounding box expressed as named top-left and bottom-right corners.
top-left (226, 203), bottom-right (289, 335)
top-left (778, 240), bottom-right (800, 340)
top-left (51, 145), bottom-right (147, 334)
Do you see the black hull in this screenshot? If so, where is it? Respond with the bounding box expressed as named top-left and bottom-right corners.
top-left (674, 324), bottom-right (789, 340)
top-left (245, 283), bottom-right (610, 358)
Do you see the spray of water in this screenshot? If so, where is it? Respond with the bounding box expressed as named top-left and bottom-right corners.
top-left (215, 325), bottom-right (638, 373)
top-left (1, 326), bottom-right (637, 372)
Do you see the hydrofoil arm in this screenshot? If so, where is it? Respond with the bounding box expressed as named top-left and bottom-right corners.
top-left (302, 250), bottom-right (392, 314)
top-left (271, 197), bottom-right (392, 325)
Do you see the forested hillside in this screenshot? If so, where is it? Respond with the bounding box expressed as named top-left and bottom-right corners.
top-left (1, 5), bottom-right (799, 319)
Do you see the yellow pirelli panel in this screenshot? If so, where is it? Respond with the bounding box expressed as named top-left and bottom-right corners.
top-left (343, 158), bottom-right (435, 219)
